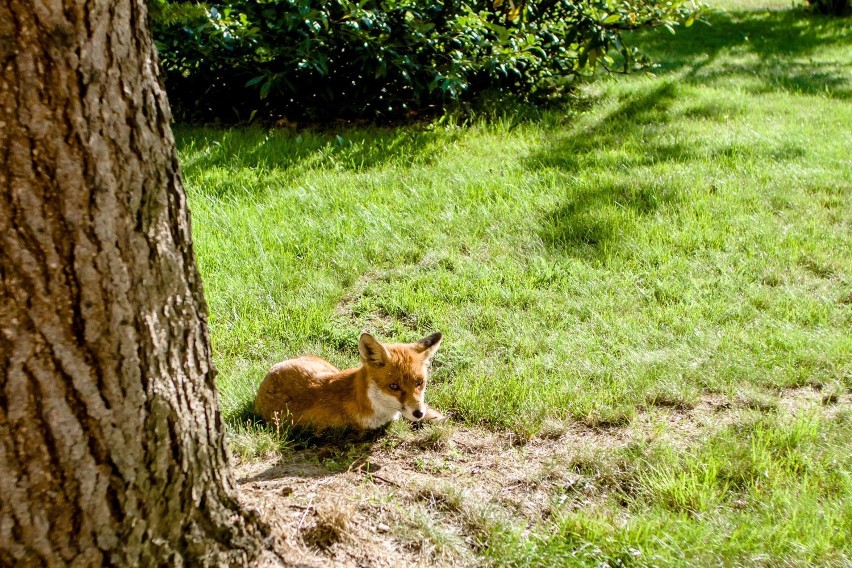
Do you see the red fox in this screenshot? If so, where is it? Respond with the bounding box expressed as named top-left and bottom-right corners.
top-left (254, 332), bottom-right (444, 430)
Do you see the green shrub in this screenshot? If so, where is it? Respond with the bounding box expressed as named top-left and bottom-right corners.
top-left (151, 0), bottom-right (702, 123)
top-left (805, 0), bottom-right (851, 16)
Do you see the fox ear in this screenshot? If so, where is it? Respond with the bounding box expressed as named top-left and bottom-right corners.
top-left (359, 332), bottom-right (390, 368)
top-left (416, 331), bottom-right (443, 362)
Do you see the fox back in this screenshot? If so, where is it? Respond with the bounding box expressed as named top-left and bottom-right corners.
top-left (253, 332), bottom-right (443, 430)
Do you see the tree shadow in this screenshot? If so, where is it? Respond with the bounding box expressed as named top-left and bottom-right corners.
top-left (527, 81), bottom-right (688, 258)
top-left (236, 434), bottom-right (385, 483)
top-left (538, 180), bottom-right (682, 257)
top-left (634, 8), bottom-right (851, 99)
top-left (528, 6), bottom-right (844, 258)
top-left (234, 424), bottom-right (394, 483)
top-left (175, 125), bottom-right (461, 197)
top-left (532, 81), bottom-right (694, 172)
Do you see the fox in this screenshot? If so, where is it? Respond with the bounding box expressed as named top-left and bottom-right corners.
top-left (253, 331), bottom-right (444, 430)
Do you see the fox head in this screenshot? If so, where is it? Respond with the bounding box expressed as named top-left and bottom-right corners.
top-left (359, 331), bottom-right (443, 423)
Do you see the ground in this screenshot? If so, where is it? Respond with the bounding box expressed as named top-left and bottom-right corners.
top-left (236, 387), bottom-right (850, 567)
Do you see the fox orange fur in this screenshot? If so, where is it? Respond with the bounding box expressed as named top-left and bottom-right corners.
top-left (254, 332), bottom-right (444, 430)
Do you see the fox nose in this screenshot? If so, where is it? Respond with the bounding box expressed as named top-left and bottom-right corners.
top-left (412, 409), bottom-right (424, 420)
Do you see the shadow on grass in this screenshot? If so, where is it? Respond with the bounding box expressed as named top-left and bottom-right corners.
top-left (227, 398), bottom-right (394, 480)
top-left (635, 8), bottom-right (851, 99)
top-left (533, 80), bottom-right (694, 172)
top-left (529, 6), bottom-right (847, 258)
top-left (528, 81), bottom-right (688, 258)
top-left (176, 125), bottom-right (461, 190)
top-left (538, 180), bottom-right (682, 257)
top-left (236, 435), bottom-right (384, 483)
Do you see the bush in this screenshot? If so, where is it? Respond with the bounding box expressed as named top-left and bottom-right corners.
top-left (150, 0), bottom-right (702, 123)
top-left (805, 0), bottom-right (851, 16)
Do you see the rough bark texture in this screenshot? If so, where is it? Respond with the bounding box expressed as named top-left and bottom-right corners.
top-left (0, 1), bottom-right (268, 565)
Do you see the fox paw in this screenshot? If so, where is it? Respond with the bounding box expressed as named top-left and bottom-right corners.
top-left (423, 407), bottom-right (446, 423)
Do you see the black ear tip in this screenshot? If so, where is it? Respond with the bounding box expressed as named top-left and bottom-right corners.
top-left (419, 331), bottom-right (443, 347)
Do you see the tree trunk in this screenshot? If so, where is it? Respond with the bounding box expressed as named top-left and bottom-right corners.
top-left (0, 1), bottom-right (269, 565)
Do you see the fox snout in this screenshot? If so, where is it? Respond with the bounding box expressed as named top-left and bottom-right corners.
top-left (404, 403), bottom-right (425, 422)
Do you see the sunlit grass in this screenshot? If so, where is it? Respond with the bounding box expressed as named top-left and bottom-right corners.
top-left (181, 7), bottom-right (851, 432)
top-left (524, 410), bottom-right (852, 566)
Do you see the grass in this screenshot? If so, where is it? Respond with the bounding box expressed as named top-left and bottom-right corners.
top-left (525, 410), bottom-right (852, 566)
top-left (176, 0), bottom-right (851, 564)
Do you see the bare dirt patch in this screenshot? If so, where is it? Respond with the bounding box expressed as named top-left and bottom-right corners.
top-left (240, 386), bottom-right (851, 567)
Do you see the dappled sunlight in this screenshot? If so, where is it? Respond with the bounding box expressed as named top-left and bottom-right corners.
top-left (177, 126), bottom-right (462, 192)
top-left (634, 7), bottom-right (852, 98)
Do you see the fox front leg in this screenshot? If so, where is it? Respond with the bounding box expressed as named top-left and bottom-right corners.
top-left (423, 406), bottom-right (446, 423)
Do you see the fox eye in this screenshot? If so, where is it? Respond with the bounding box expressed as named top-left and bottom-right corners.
top-left (389, 383), bottom-right (400, 391)
top-left (416, 380), bottom-right (424, 388)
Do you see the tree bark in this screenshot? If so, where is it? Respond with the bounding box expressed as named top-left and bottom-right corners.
top-left (0, 1), bottom-right (269, 565)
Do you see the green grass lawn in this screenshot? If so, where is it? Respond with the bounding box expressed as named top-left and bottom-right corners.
top-left (177, 1), bottom-right (851, 564)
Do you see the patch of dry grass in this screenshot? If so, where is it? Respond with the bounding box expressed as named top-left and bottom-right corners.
top-left (238, 387), bottom-right (850, 566)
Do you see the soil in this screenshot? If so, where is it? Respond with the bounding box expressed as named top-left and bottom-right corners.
top-left (239, 386), bottom-right (851, 567)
